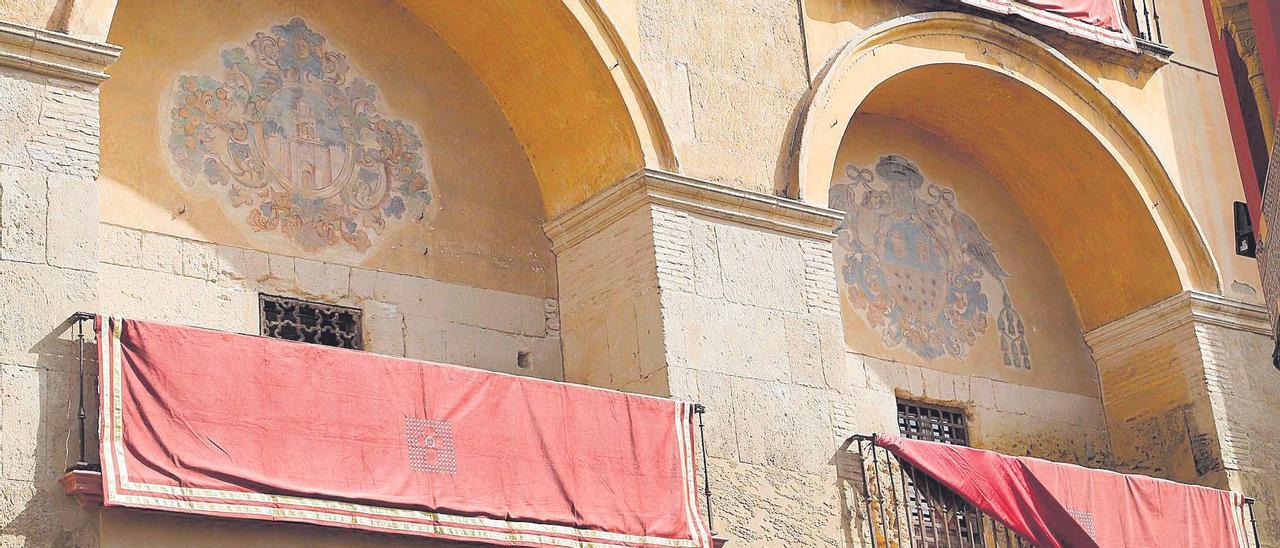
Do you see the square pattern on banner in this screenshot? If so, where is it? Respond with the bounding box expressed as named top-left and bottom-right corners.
top-left (404, 417), bottom-right (457, 475)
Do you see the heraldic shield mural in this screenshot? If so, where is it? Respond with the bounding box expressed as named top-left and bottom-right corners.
top-left (167, 17), bottom-right (433, 253)
top-left (830, 155), bottom-right (1032, 369)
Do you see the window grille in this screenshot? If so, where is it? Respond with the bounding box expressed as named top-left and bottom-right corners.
top-left (897, 400), bottom-right (970, 445)
top-left (897, 399), bottom-right (979, 546)
top-left (259, 294), bottom-right (363, 350)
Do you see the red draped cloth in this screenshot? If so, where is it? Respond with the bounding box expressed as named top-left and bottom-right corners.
top-left (952, 0), bottom-right (1133, 50)
top-left (876, 434), bottom-right (1253, 548)
top-left (97, 316), bottom-right (712, 547)
top-left (1017, 0), bottom-right (1122, 31)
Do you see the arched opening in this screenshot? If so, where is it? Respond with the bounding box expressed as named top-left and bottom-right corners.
top-left (850, 64), bottom-right (1180, 330)
top-left (99, 0), bottom-right (662, 291)
top-left (95, 0), bottom-right (672, 393)
top-left (828, 74), bottom-right (1124, 460)
top-left (795, 12), bottom-right (1219, 330)
top-left (813, 15), bottom-right (1226, 468)
top-left (398, 1), bottom-right (675, 216)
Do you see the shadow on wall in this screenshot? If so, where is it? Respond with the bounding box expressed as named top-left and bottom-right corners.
top-left (1, 319), bottom-right (99, 547)
top-left (833, 438), bottom-right (870, 548)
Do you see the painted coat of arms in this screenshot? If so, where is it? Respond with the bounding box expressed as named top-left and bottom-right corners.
top-left (168, 18), bottom-right (433, 252)
top-left (830, 155), bottom-right (1031, 368)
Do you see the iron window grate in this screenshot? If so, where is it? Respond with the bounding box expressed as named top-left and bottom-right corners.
top-left (259, 294), bottom-right (363, 350)
top-left (897, 400), bottom-right (970, 446)
top-left (896, 399), bottom-right (977, 545)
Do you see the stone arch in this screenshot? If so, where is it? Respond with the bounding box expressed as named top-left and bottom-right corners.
top-left (790, 12), bottom-right (1219, 328)
top-left (101, 0), bottom-right (674, 219)
top-left (391, 1), bottom-right (675, 217)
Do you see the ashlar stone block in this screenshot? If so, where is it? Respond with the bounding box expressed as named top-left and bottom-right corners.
top-left (180, 239), bottom-right (217, 281)
top-left (0, 70), bottom-right (44, 170)
top-left (294, 258), bottom-right (349, 298)
top-left (44, 174), bottom-right (97, 271)
top-left (362, 301), bottom-right (405, 357)
top-left (0, 261), bottom-right (95, 370)
top-left (138, 231), bottom-right (181, 275)
top-left (0, 166), bottom-right (47, 264)
top-left (712, 222), bottom-right (806, 312)
top-left (663, 292), bottom-right (790, 382)
top-left (99, 224), bottom-right (142, 268)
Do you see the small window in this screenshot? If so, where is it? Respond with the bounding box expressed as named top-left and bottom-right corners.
top-left (897, 399), bottom-right (970, 446)
top-left (897, 399), bottom-right (976, 545)
top-left (259, 294), bottom-right (362, 350)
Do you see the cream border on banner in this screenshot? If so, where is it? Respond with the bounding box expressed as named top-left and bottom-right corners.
top-left (99, 317), bottom-right (709, 548)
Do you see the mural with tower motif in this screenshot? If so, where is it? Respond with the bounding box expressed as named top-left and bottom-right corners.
top-left (167, 17), bottom-right (434, 253)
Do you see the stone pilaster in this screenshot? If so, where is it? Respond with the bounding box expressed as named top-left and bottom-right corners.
top-left (0, 20), bottom-right (117, 548)
top-left (1085, 291), bottom-right (1274, 493)
top-left (546, 169), bottom-right (859, 546)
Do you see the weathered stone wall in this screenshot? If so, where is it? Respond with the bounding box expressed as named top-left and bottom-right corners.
top-left (1198, 322), bottom-right (1279, 547)
top-left (97, 224), bottom-right (563, 380)
top-left (656, 199), bottom-right (1108, 545)
top-left (636, 0), bottom-right (810, 194)
top-left (1086, 292), bottom-right (1277, 546)
top-left (657, 208), bottom-right (851, 547)
top-left (0, 67), bottom-right (104, 546)
top-left (548, 172), bottom-right (1117, 547)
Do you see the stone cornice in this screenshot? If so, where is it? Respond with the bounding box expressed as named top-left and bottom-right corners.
top-left (1085, 291), bottom-right (1272, 360)
top-left (544, 169), bottom-right (844, 253)
top-left (0, 21), bottom-right (120, 84)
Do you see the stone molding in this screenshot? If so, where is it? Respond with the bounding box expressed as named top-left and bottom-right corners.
top-left (544, 168), bottom-right (843, 253)
top-left (1085, 290), bottom-right (1272, 361)
top-left (0, 20), bottom-right (120, 84)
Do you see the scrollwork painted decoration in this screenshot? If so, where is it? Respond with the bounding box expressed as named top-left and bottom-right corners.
top-left (830, 155), bottom-right (1031, 368)
top-left (167, 17), bottom-right (433, 252)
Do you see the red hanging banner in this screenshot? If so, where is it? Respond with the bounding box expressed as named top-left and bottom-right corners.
top-left (952, 0), bottom-right (1135, 50)
top-left (877, 434), bottom-right (1253, 548)
top-left (98, 316), bottom-right (712, 547)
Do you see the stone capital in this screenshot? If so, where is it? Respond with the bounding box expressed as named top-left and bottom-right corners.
top-left (544, 168), bottom-right (843, 253)
top-left (1084, 290), bottom-right (1271, 361)
top-left (0, 20), bottom-right (120, 84)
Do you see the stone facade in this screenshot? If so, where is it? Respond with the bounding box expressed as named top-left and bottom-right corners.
top-left (1086, 292), bottom-right (1278, 538)
top-left (0, 1), bottom-right (1276, 547)
top-left (97, 224), bottom-right (563, 379)
top-left (547, 170), bottom-right (1118, 547)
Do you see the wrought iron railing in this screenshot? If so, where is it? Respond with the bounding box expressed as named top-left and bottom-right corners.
top-left (852, 434), bottom-right (1261, 548)
top-left (1121, 0), bottom-right (1163, 45)
top-left (67, 312), bottom-right (99, 472)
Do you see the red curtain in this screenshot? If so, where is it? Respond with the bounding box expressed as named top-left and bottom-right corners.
top-left (877, 434), bottom-right (1253, 547)
top-left (1019, 0), bottom-right (1122, 31)
top-left (98, 317), bottom-right (712, 547)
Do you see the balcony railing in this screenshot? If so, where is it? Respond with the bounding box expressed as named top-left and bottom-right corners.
top-left (941, 0), bottom-right (1171, 59)
top-left (1121, 0), bottom-right (1164, 46)
top-left (851, 435), bottom-right (1262, 548)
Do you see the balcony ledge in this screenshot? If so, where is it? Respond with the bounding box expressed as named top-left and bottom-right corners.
top-left (61, 468), bottom-right (730, 545)
top-left (60, 469), bottom-right (103, 508)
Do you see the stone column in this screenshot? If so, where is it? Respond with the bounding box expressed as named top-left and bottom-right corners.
top-left (1085, 292), bottom-right (1276, 518)
top-left (0, 20), bottom-right (118, 547)
top-left (547, 170), bottom-right (879, 546)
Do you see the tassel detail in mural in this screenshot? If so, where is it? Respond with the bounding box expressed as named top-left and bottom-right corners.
top-left (997, 287), bottom-right (1031, 369)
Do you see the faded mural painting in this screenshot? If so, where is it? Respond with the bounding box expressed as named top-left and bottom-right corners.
top-left (830, 155), bottom-right (1031, 368)
top-left (167, 17), bottom-right (434, 253)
